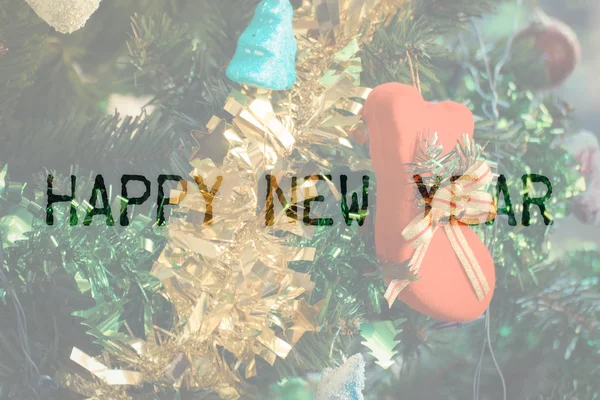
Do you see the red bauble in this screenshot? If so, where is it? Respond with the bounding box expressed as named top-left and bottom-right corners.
top-left (364, 83), bottom-right (495, 322)
top-left (514, 13), bottom-right (580, 89)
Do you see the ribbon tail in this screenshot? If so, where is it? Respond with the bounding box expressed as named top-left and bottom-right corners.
top-left (444, 223), bottom-right (489, 301)
top-left (409, 237), bottom-right (433, 272)
top-left (384, 279), bottom-right (410, 308)
top-left (452, 222), bottom-right (491, 294)
top-left (387, 223), bottom-right (437, 308)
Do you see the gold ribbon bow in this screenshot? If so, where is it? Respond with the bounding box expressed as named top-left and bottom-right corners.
top-left (384, 160), bottom-right (497, 307)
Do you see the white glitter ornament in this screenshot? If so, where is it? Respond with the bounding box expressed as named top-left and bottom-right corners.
top-left (315, 354), bottom-right (365, 400)
top-left (25, 0), bottom-right (101, 34)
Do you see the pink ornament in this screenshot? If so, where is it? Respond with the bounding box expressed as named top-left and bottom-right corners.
top-left (562, 131), bottom-right (600, 224)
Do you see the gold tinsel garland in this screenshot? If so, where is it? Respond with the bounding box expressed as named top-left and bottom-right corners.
top-left (64, 0), bottom-right (399, 398)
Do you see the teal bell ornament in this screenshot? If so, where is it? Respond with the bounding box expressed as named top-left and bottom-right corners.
top-left (226, 0), bottom-right (297, 90)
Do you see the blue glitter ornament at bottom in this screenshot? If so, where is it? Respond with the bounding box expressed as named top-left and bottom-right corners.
top-left (226, 0), bottom-right (297, 90)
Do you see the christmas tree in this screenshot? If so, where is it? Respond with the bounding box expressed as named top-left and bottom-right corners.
top-left (0, 0), bottom-right (597, 399)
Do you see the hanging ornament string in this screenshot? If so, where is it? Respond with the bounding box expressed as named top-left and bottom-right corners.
top-left (415, 53), bottom-right (422, 94)
top-left (473, 308), bottom-right (507, 400)
top-left (405, 49), bottom-right (421, 93)
top-left (405, 49), bottom-right (417, 90)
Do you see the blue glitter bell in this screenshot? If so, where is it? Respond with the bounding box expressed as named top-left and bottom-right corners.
top-left (226, 0), bottom-right (297, 90)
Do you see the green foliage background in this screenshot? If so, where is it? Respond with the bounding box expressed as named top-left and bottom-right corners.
top-left (0, 0), bottom-right (597, 399)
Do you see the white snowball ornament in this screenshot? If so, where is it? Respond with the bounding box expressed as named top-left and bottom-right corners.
top-left (25, 0), bottom-right (101, 34)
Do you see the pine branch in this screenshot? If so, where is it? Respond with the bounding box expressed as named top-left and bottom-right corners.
top-left (0, 0), bottom-right (47, 114)
top-left (413, 0), bottom-right (499, 27)
top-left (6, 0), bottom-right (172, 127)
top-left (175, 0), bottom-right (259, 67)
top-left (361, 11), bottom-right (446, 90)
top-left (0, 109), bottom-right (187, 181)
top-left (126, 13), bottom-right (201, 97)
top-left (0, 168), bottom-right (173, 399)
top-left (518, 254), bottom-right (600, 355)
top-left (124, 13), bottom-right (244, 164)
top-left (124, 3), bottom-right (256, 106)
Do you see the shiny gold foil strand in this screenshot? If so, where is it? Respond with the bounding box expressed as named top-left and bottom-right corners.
top-left (145, 106), bottom-right (323, 394)
top-left (290, 1), bottom-right (393, 173)
top-left (70, 348), bottom-right (143, 386)
top-left (292, 0), bottom-right (396, 108)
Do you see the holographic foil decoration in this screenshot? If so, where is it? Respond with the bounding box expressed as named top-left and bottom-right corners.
top-left (226, 0), bottom-right (297, 90)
